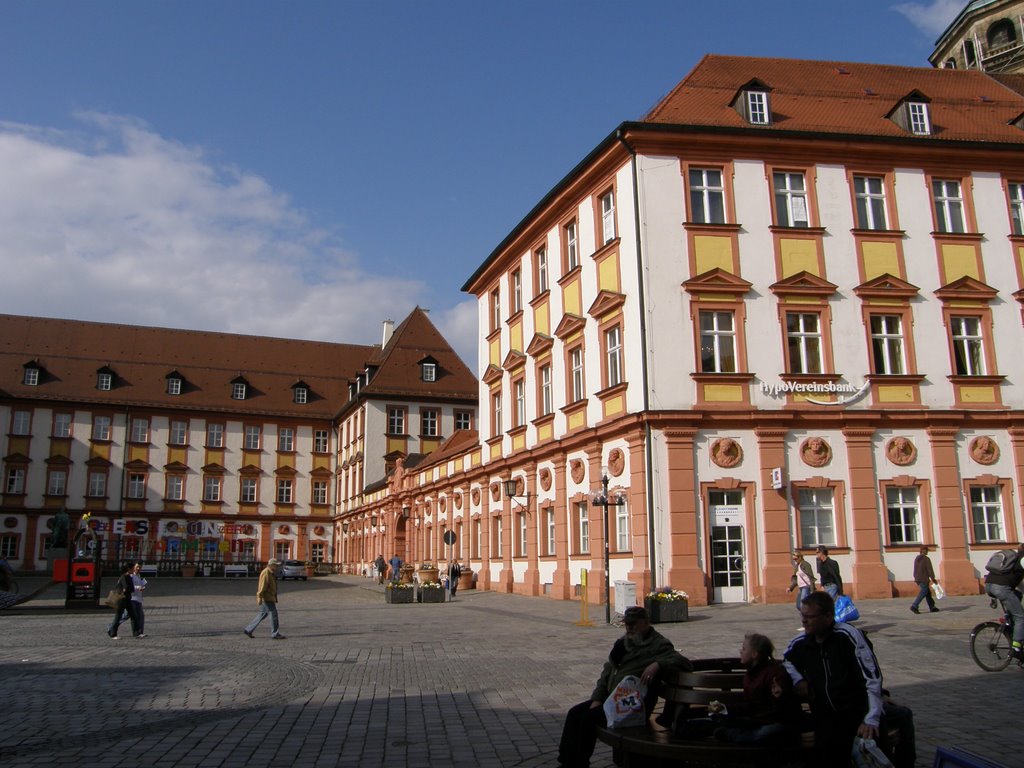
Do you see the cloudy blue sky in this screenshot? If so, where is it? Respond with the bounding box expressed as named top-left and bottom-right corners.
top-left (0, 1), bottom-right (963, 368)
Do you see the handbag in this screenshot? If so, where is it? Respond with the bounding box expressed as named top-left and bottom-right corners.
top-left (851, 737), bottom-right (895, 768)
top-left (103, 589), bottom-right (123, 608)
top-left (835, 594), bottom-right (860, 622)
top-left (930, 582), bottom-right (946, 600)
top-left (603, 675), bottom-right (648, 729)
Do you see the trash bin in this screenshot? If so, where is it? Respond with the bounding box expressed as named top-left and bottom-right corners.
top-left (614, 580), bottom-right (637, 616)
top-left (203, 565), bottom-right (212, 577)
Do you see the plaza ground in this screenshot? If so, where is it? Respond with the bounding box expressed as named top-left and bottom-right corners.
top-left (0, 575), bottom-right (1012, 767)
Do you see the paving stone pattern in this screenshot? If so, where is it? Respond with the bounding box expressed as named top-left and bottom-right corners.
top-left (0, 576), bottom-right (1014, 767)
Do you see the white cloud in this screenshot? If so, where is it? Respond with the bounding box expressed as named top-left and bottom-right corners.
top-left (0, 113), bottom-right (427, 348)
top-left (433, 299), bottom-right (480, 373)
top-left (892, 0), bottom-right (963, 39)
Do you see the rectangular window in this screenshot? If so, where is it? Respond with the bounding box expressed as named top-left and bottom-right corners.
top-left (240, 477), bottom-right (258, 503)
top-left (312, 481), bottom-right (328, 505)
top-left (455, 411), bottom-right (472, 431)
top-left (699, 311), bottom-right (737, 373)
top-left (951, 316), bottom-right (986, 375)
top-left (52, 413), bottom-right (72, 438)
top-left (514, 380), bottom-right (526, 427)
top-left (0, 534), bottom-right (16, 558)
top-left (797, 488), bottom-right (835, 547)
top-left (616, 502), bottom-right (630, 552)
top-left (97, 372), bottom-right (113, 391)
top-left (540, 365), bottom-right (553, 416)
top-left (491, 392), bottom-right (502, 437)
top-left (275, 541), bottom-right (290, 562)
top-left (166, 475), bottom-right (184, 501)
top-left (545, 507), bottom-right (556, 556)
top-left (870, 315), bottom-right (905, 375)
top-left (167, 377), bottom-right (182, 396)
top-left (854, 175), bottom-right (888, 230)
top-left (92, 415), bottom-right (112, 441)
top-left (970, 486), bottom-right (1004, 542)
top-left (421, 363), bottom-right (436, 382)
top-left (169, 420), bottom-right (188, 446)
top-left (536, 246), bottom-right (548, 294)
top-left (203, 476), bottom-right (221, 502)
top-left (564, 220), bottom-right (579, 271)
top-left (577, 502), bottom-right (590, 554)
top-left (206, 423), bottom-right (224, 448)
top-left (6, 468), bottom-right (25, 494)
top-left (278, 427), bottom-right (294, 452)
top-left (47, 470), bottom-right (67, 496)
top-left (422, 409), bottom-right (438, 437)
top-left (313, 429), bottom-right (329, 453)
top-left (932, 179), bottom-right (965, 233)
top-left (570, 347), bottom-right (584, 402)
top-left (886, 487), bottom-right (920, 544)
top-left (600, 190), bottom-right (616, 245)
top-left (293, 386), bottom-right (308, 404)
top-left (773, 171), bottom-right (809, 227)
top-left (311, 542), bottom-right (326, 563)
top-left (11, 410), bottom-right (31, 436)
top-left (605, 326), bottom-right (623, 387)
top-left (241, 425), bottom-right (260, 450)
top-left (493, 517), bottom-right (503, 556)
top-left (276, 479), bottom-right (293, 504)
top-left (689, 168), bottom-right (726, 224)
top-left (130, 418), bottom-right (149, 444)
top-left (387, 407), bottom-right (405, 436)
top-left (786, 313), bottom-right (823, 374)
top-left (23, 368), bottom-right (39, 386)
top-left (127, 473), bottom-right (146, 500)
top-left (517, 512), bottom-right (528, 557)
top-left (490, 289), bottom-right (501, 333)
top-left (511, 268), bottom-right (523, 313)
top-left (88, 471), bottom-right (107, 498)
top-left (473, 518), bottom-right (482, 559)
top-left (231, 382), bottom-right (247, 400)
top-left (908, 102), bottom-right (930, 135)
top-left (747, 91), bottom-right (768, 124)
top-left (1009, 183), bottom-right (1024, 236)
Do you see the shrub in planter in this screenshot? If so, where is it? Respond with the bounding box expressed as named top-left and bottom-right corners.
top-left (385, 583), bottom-right (414, 604)
top-left (644, 588), bottom-right (689, 623)
top-left (418, 582), bottom-right (445, 603)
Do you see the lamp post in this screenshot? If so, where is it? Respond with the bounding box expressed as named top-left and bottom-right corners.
top-left (590, 468), bottom-right (627, 624)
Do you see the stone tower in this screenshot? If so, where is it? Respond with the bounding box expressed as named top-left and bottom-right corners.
top-left (930, 0), bottom-right (1024, 73)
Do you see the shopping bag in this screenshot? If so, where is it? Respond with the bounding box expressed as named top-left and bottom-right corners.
top-left (930, 582), bottom-right (946, 600)
top-left (102, 589), bottom-right (123, 608)
top-left (851, 737), bottom-right (895, 768)
top-left (603, 675), bottom-right (648, 729)
top-left (835, 594), bottom-right (860, 622)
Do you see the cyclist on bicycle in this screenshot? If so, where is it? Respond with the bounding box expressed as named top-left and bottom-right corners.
top-left (983, 542), bottom-right (1024, 660)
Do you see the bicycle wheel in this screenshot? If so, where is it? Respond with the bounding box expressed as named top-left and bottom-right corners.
top-left (970, 621), bottom-right (1013, 672)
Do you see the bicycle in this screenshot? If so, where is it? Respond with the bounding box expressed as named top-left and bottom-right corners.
top-left (969, 597), bottom-right (1022, 671)
top-left (0, 558), bottom-right (17, 595)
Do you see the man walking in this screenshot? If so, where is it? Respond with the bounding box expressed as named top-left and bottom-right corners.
top-left (243, 558), bottom-right (286, 640)
top-left (909, 546), bottom-right (939, 614)
top-left (374, 554), bottom-right (387, 584)
top-left (815, 545), bottom-right (843, 599)
top-left (448, 561), bottom-right (462, 600)
top-left (388, 553), bottom-right (402, 582)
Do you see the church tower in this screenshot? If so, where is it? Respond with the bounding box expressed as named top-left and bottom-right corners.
top-left (930, 0), bottom-right (1024, 73)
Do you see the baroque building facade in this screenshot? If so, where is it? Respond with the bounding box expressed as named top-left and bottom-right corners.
top-left (341, 55), bottom-right (1024, 608)
top-left (931, 0), bottom-right (1024, 73)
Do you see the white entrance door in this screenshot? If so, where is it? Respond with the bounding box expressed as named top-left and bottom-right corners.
top-left (709, 489), bottom-right (746, 603)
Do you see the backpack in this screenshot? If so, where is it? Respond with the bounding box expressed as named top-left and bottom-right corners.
top-left (985, 549), bottom-right (1020, 575)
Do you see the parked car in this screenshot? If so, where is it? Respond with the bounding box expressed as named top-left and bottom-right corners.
top-left (279, 560), bottom-right (308, 581)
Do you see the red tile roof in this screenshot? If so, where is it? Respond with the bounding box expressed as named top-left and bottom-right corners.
top-left (643, 54), bottom-right (1024, 143)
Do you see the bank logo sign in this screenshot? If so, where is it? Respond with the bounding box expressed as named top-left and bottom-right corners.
top-left (759, 380), bottom-right (869, 406)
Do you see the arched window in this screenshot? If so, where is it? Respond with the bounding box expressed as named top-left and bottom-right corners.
top-left (965, 39), bottom-right (977, 67)
top-left (987, 19), bottom-right (1016, 50)
top-left (944, 58), bottom-right (957, 69)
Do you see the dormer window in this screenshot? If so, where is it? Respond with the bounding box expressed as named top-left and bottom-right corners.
top-left (746, 90), bottom-right (769, 125)
top-left (231, 377), bottom-right (248, 400)
top-left (167, 376), bottom-right (182, 395)
top-left (908, 102), bottom-right (930, 135)
top-left (23, 365), bottom-right (39, 386)
top-left (292, 381), bottom-right (309, 404)
top-left (96, 367), bottom-right (115, 391)
top-left (423, 362), bottom-right (437, 382)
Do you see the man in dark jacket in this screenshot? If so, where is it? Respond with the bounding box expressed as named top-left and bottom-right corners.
top-left (784, 592), bottom-right (883, 763)
top-left (815, 545), bottom-right (843, 599)
top-left (983, 542), bottom-right (1024, 659)
top-left (909, 546), bottom-right (939, 614)
top-left (557, 605), bottom-right (691, 768)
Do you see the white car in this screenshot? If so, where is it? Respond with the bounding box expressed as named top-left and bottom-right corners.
top-left (278, 560), bottom-right (307, 581)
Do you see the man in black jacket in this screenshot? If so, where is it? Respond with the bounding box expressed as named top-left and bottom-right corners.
top-left (983, 543), bottom-right (1024, 660)
top-left (815, 545), bottom-right (843, 599)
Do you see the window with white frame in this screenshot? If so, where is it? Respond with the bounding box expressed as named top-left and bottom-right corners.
top-left (514, 380), bottom-right (526, 427)
top-left (517, 512), bottom-right (527, 557)
top-left (473, 518), bottom-right (482, 559)
top-left (231, 381), bottom-right (247, 400)
top-left (950, 316), bottom-right (986, 376)
top-left (616, 502), bottom-right (630, 551)
top-left (870, 315), bottom-right (905, 375)
top-left (6, 468), bottom-right (25, 494)
top-left (932, 179), bottom-right (966, 233)
top-left (600, 190), bottom-right (616, 245)
top-left (130, 418), bottom-right (149, 444)
top-left (310, 542), bottom-right (326, 562)
top-left (243, 425), bottom-right (261, 450)
top-left (422, 409), bottom-right (439, 437)
top-left (92, 415), bottom-right (111, 441)
top-left (797, 488), bottom-right (835, 547)
top-left (53, 413), bottom-right (72, 438)
top-left (276, 479), bottom-right (293, 504)
top-left (540, 364), bottom-right (553, 416)
top-left (278, 427), bottom-right (294, 452)
top-left (565, 220), bottom-right (579, 271)
top-left (169, 420), bottom-right (188, 446)
top-left (166, 475), bottom-right (184, 501)
top-left (240, 477), bottom-right (258, 503)
top-left (786, 313), bottom-right (823, 374)
top-left (605, 326), bottom-right (623, 387)
top-left (773, 171), bottom-right (809, 227)
top-left (422, 362), bottom-right (436, 382)
top-left (127, 473), bottom-right (146, 499)
top-left (312, 481), bottom-right (328, 505)
top-left (536, 246), bottom-right (548, 294)
top-left (97, 371), bottom-right (113, 391)
top-left (1009, 183), bottom-right (1024, 236)
top-left (970, 486), bottom-right (1004, 542)
top-left (699, 311), bottom-right (737, 373)
top-left (87, 471), bottom-right (107, 497)
top-left (455, 411), bottom-right (472, 431)
top-left (908, 102), bottom-right (930, 135)
top-left (205, 423), bottom-right (224, 448)
top-left (275, 541), bottom-right (290, 561)
top-left (47, 469), bottom-right (67, 496)
top-left (886, 487), bottom-right (920, 544)
top-left (746, 90), bottom-right (769, 124)
top-left (512, 268), bottom-right (523, 313)
top-left (0, 534), bottom-right (16, 558)
top-left (11, 410), bottom-right (31, 436)
top-left (293, 386), bottom-right (308, 404)
top-left (491, 392), bottom-right (502, 437)
top-left (23, 367), bottom-right (39, 386)
top-left (689, 168), bottom-right (726, 224)
top-left (545, 507), bottom-right (556, 556)
top-left (570, 347), bottom-right (584, 402)
top-left (387, 407), bottom-right (405, 436)
top-left (203, 476), bottom-right (222, 502)
top-left (240, 540), bottom-right (256, 561)
top-left (853, 176), bottom-right (889, 230)
top-left (493, 517), bottom-right (502, 555)
top-left (577, 502), bottom-right (590, 554)
top-left (167, 376), bottom-right (182, 396)
top-left (490, 289), bottom-right (501, 333)
top-left (314, 429), bottom-right (329, 453)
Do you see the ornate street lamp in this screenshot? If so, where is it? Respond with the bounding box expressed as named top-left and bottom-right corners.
top-left (590, 467), bottom-right (627, 625)
top-left (502, 477), bottom-right (533, 510)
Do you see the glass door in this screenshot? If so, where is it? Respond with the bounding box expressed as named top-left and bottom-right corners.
top-left (708, 489), bottom-right (745, 603)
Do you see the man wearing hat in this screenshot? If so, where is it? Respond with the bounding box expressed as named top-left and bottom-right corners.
top-left (243, 558), bottom-right (286, 639)
top-left (557, 605), bottom-right (691, 767)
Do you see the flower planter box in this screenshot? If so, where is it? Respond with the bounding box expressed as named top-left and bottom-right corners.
top-left (645, 598), bottom-right (689, 623)
top-left (385, 588), bottom-right (414, 604)
top-left (419, 586), bottom-right (445, 603)
top-left (180, 564), bottom-right (197, 578)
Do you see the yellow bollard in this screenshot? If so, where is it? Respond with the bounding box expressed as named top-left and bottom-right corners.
top-left (574, 568), bottom-right (594, 627)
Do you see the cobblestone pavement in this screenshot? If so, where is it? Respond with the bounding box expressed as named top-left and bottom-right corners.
top-left (0, 576), bottom-right (1013, 767)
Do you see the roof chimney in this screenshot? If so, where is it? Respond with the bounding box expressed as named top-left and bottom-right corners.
top-left (381, 319), bottom-right (395, 346)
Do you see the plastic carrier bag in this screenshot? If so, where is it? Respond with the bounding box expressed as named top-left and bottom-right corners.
top-left (930, 582), bottom-right (946, 600)
top-left (603, 675), bottom-right (648, 729)
top-left (851, 737), bottom-right (895, 768)
top-left (835, 594), bottom-right (860, 623)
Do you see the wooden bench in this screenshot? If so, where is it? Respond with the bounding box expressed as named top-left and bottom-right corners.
top-left (596, 658), bottom-right (813, 768)
top-left (223, 564), bottom-right (250, 578)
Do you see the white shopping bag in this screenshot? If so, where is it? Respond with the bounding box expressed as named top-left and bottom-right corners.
top-left (602, 675), bottom-right (648, 729)
top-left (931, 582), bottom-right (946, 600)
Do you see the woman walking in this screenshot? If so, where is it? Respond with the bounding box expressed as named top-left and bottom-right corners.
top-left (788, 552), bottom-right (815, 613)
top-left (108, 563), bottom-right (135, 639)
